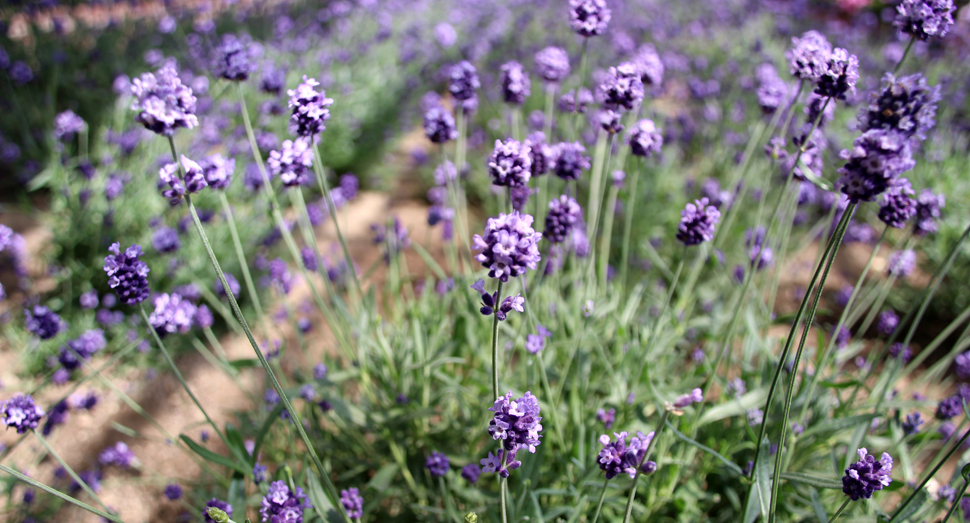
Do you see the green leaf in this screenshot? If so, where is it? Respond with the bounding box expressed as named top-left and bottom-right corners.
top-left (366, 463), bottom-right (399, 492)
top-left (224, 424), bottom-right (251, 467)
top-left (756, 437), bottom-right (772, 522)
top-left (228, 358), bottom-right (261, 370)
top-left (778, 472), bottom-right (842, 490)
top-left (228, 473), bottom-right (247, 523)
top-left (410, 242), bottom-right (448, 282)
top-left (253, 403), bottom-right (285, 462)
top-left (665, 420), bottom-right (743, 475)
top-left (890, 488), bottom-right (927, 522)
top-left (817, 380), bottom-right (860, 389)
top-left (306, 469), bottom-right (342, 523)
top-left (809, 487), bottom-right (828, 522)
top-left (802, 414), bottom-right (878, 439)
top-left (743, 481), bottom-right (761, 523)
top-left (179, 435), bottom-right (248, 475)
top-left (698, 389), bottom-right (768, 425)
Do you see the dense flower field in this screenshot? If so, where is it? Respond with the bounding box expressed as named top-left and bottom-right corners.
top-left (1, 0), bottom-right (970, 522)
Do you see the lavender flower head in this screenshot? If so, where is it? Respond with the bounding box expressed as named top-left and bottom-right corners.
top-left (500, 61), bottom-right (531, 105)
top-left (887, 249), bottom-right (916, 277)
top-left (785, 30), bottom-right (832, 84)
top-left (814, 48), bottom-right (859, 101)
top-left (858, 73), bottom-right (940, 142)
top-left (260, 480), bottom-right (309, 523)
top-left (204, 499), bottom-right (232, 523)
top-left (472, 280), bottom-right (525, 321)
top-left (488, 139), bottom-right (532, 188)
top-left (894, 0), bottom-right (955, 41)
top-left (488, 391), bottom-right (543, 460)
top-left (632, 44), bottom-right (664, 87)
top-left (597, 431), bottom-right (657, 480)
top-left (757, 67), bottom-right (789, 115)
top-left (425, 451), bottom-right (450, 477)
top-left (200, 154), bottom-right (235, 190)
top-left (424, 106), bottom-right (457, 144)
top-left (148, 293), bottom-right (197, 337)
top-left (600, 62), bottom-right (644, 111)
top-left (913, 189), bottom-right (944, 236)
top-left (889, 343), bottom-right (912, 363)
top-left (596, 408), bottom-right (615, 429)
top-left (99, 442), bottom-right (137, 469)
top-left (936, 395), bottom-right (962, 420)
top-left (152, 227), bottom-right (181, 254)
top-left (340, 488), bottom-right (363, 519)
top-left (268, 139), bottom-right (314, 187)
top-left (2, 394), bottom-right (44, 433)
top-left (552, 142), bottom-right (591, 180)
top-left (876, 310), bottom-right (899, 336)
top-left (25, 306), bottom-right (62, 340)
top-left (671, 388), bottom-right (703, 409)
top-left (535, 47), bottom-right (570, 84)
top-left (130, 64), bottom-right (198, 136)
top-left (287, 76), bottom-right (334, 138)
top-left (104, 243), bottom-right (150, 305)
top-left (842, 448), bottom-right (892, 500)
top-left (157, 163), bottom-right (185, 205)
top-left (448, 61), bottom-right (480, 102)
top-left (54, 110), bottom-right (86, 141)
top-left (628, 119), bottom-right (663, 157)
top-left (472, 212), bottom-right (542, 281)
top-left (837, 130), bottom-right (914, 203)
top-left (212, 34), bottom-right (257, 81)
top-left (676, 198), bottom-right (720, 246)
top-left (878, 178), bottom-right (916, 229)
top-left (544, 195), bottom-right (582, 244)
top-left (955, 351), bottom-right (970, 380)
top-left (902, 412), bottom-right (923, 435)
top-left (461, 463), bottom-right (481, 483)
top-left (164, 484), bottom-right (182, 500)
top-left (569, 0), bottom-right (611, 37)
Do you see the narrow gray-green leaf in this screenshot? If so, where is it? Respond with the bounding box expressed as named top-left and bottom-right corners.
top-left (778, 472), bottom-right (843, 490)
top-left (666, 420), bottom-right (743, 475)
top-left (809, 487), bottom-right (828, 523)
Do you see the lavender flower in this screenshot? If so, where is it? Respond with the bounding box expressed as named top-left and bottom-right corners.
top-left (632, 44), bottom-right (664, 87)
top-left (488, 139), bottom-right (532, 188)
top-left (148, 293), bottom-right (197, 337)
top-left (601, 63), bottom-right (644, 111)
top-left (252, 463), bottom-right (267, 484)
top-left (287, 76), bottom-right (334, 137)
top-left (164, 484), bottom-right (182, 500)
top-left (212, 34), bottom-right (256, 81)
top-left (103, 243), bottom-right (150, 307)
top-left (672, 388), bottom-right (703, 409)
top-left (130, 64), bottom-right (198, 136)
top-left (371, 217), bottom-right (410, 261)
top-left (887, 249), bottom-right (916, 277)
top-left (559, 88), bottom-right (593, 113)
top-left (25, 306), bottom-right (62, 340)
top-left (877, 311), bottom-right (899, 336)
top-left (535, 47), bottom-right (570, 84)
top-left (54, 110), bottom-right (86, 141)
top-left (448, 61), bottom-right (479, 101)
top-left (473, 281), bottom-right (525, 321)
top-left (894, 0), bottom-right (955, 41)
top-left (526, 324), bottom-right (552, 354)
top-left (569, 0), bottom-right (611, 37)
top-left (59, 329), bottom-right (106, 370)
top-left (837, 130), bottom-right (914, 203)
top-left (814, 48), bottom-right (859, 101)
top-left (913, 189), bottom-right (944, 236)
top-left (628, 119), bottom-right (663, 157)
top-left (756, 67), bottom-right (789, 114)
top-left (424, 106), bottom-right (457, 144)
top-left (842, 448), bottom-right (893, 501)
top-left (204, 499), bottom-right (232, 523)
top-left (259, 480), bottom-right (309, 523)
top-left (260, 67), bottom-right (286, 95)
top-left (216, 273), bottom-right (241, 299)
top-left (597, 431), bottom-right (656, 479)
top-left (340, 488), bottom-right (363, 519)
top-left (152, 227), bottom-right (181, 254)
top-left (937, 395), bottom-right (962, 420)
top-left (461, 463), bottom-right (481, 483)
top-left (472, 212), bottom-right (542, 282)
top-left (544, 195), bottom-right (582, 244)
top-left (596, 408), bottom-right (616, 429)
top-left (552, 142), bottom-right (590, 180)
top-left (2, 394), bottom-right (44, 433)
top-left (785, 30), bottom-right (832, 84)
top-left (489, 391), bottom-right (542, 454)
top-left (901, 412), bottom-right (923, 435)
top-left (200, 154), bottom-right (235, 190)
top-left (955, 351), bottom-right (970, 380)
top-left (194, 305), bottom-right (214, 329)
top-left (676, 198), bottom-right (720, 246)
top-left (80, 291), bottom-right (99, 310)
top-left (858, 74), bottom-right (940, 142)
top-left (99, 442), bottom-right (137, 469)
top-left (500, 61), bottom-right (531, 105)
top-left (268, 139), bottom-right (314, 187)
top-left (878, 178), bottom-right (916, 228)
top-left (426, 451), bottom-right (450, 477)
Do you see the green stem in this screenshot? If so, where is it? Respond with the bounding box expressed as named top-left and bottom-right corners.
top-left (500, 477), bottom-right (510, 523)
top-left (621, 409), bottom-right (670, 523)
top-left (309, 141), bottom-right (363, 299)
top-left (619, 157), bottom-right (644, 286)
top-left (0, 463), bottom-right (125, 523)
top-left (598, 182), bottom-right (620, 291)
top-left (768, 203), bottom-right (855, 523)
top-left (891, 426), bottom-right (970, 520)
top-left (941, 477), bottom-right (970, 523)
top-left (33, 431), bottom-right (112, 513)
top-left (491, 281), bottom-right (505, 401)
top-left (893, 37), bottom-right (915, 75)
top-left (218, 192), bottom-right (268, 332)
top-left (630, 252), bottom-right (686, 387)
top-left (591, 477), bottom-right (610, 523)
top-left (827, 498), bottom-right (851, 523)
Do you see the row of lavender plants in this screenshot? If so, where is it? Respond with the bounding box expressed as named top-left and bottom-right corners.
top-left (2, 0), bottom-right (970, 522)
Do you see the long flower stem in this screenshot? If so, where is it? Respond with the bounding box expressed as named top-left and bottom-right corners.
top-left (500, 477), bottom-right (510, 523)
top-left (618, 157), bottom-right (643, 286)
top-left (491, 281), bottom-right (505, 401)
top-left (892, 424), bottom-right (970, 520)
top-left (630, 253), bottom-right (686, 387)
top-left (768, 203), bottom-right (855, 523)
top-left (827, 498), bottom-right (851, 523)
top-left (163, 134), bottom-right (352, 520)
top-left (941, 477), bottom-right (970, 523)
top-left (309, 141), bottom-right (363, 299)
top-left (894, 37), bottom-right (915, 75)
top-left (218, 192), bottom-right (270, 336)
top-left (748, 202), bottom-right (853, 482)
top-left (33, 431), bottom-right (114, 514)
top-left (0, 463), bottom-right (125, 523)
top-left (591, 478), bottom-right (610, 523)
top-left (139, 306), bottom-right (228, 448)
top-left (621, 409), bottom-right (670, 523)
